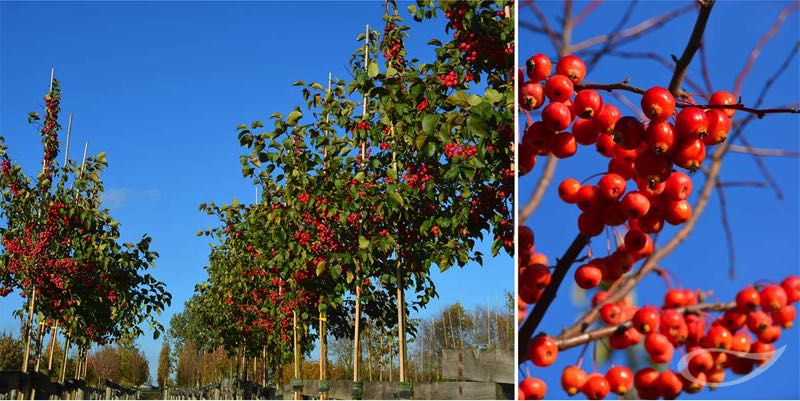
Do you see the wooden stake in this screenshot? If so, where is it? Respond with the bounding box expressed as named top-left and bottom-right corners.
top-left (60, 337), bottom-right (70, 382)
top-left (353, 25), bottom-right (369, 390)
top-left (293, 310), bottom-right (300, 401)
top-left (64, 113), bottom-right (73, 165)
top-left (47, 323), bottom-right (59, 372)
top-left (21, 287), bottom-right (36, 372)
top-left (49, 67), bottom-right (54, 93)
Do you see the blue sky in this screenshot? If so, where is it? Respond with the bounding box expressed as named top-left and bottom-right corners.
top-left (519, 1), bottom-right (800, 399)
top-left (0, 1), bottom-right (512, 382)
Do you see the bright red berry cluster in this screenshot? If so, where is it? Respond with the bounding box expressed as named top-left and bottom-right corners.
top-left (518, 276), bottom-right (799, 400)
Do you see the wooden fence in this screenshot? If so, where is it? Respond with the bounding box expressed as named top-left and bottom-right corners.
top-left (164, 348), bottom-right (514, 400)
top-left (0, 370), bottom-right (139, 400)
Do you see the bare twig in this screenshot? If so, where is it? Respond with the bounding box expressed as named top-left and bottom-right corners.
top-left (699, 41), bottom-right (713, 94)
top-left (518, 234), bottom-right (590, 363)
top-left (572, 0), bottom-right (603, 27)
top-left (714, 182), bottom-right (736, 278)
top-left (520, 20), bottom-right (547, 35)
top-left (727, 145), bottom-right (800, 157)
top-left (720, 181), bottom-right (768, 188)
top-left (604, 51), bottom-right (706, 94)
top-left (520, 155), bottom-right (558, 222)
top-left (610, 92), bottom-right (645, 121)
top-left (586, 1), bottom-right (638, 70)
top-left (735, 134), bottom-right (783, 199)
top-left (733, 3), bottom-right (800, 97)
top-left (575, 80), bottom-right (646, 95)
top-left (524, 0), bottom-right (562, 52)
top-left (668, 0), bottom-right (716, 97)
top-left (571, 4), bottom-right (694, 53)
top-left (556, 301), bottom-right (736, 351)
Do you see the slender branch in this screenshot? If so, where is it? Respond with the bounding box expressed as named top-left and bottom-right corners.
top-left (735, 134), bottom-right (783, 199)
top-left (733, 3), bottom-right (800, 97)
top-left (720, 181), bottom-right (768, 188)
top-left (699, 41), bottom-right (713, 94)
top-left (520, 155), bottom-right (558, 222)
top-left (572, 0), bottom-right (603, 27)
top-left (520, 20), bottom-right (547, 35)
top-left (610, 92), bottom-right (645, 121)
top-left (668, 0), bottom-right (716, 97)
top-left (714, 182), bottom-right (736, 278)
top-left (675, 102), bottom-right (800, 118)
top-left (525, 0), bottom-right (562, 52)
top-left (575, 80), bottom-right (646, 95)
top-left (586, 1), bottom-right (638, 70)
top-left (574, 81), bottom-right (800, 117)
top-left (727, 145), bottom-right (800, 157)
top-left (519, 234), bottom-right (590, 363)
top-left (603, 51), bottom-right (705, 94)
top-left (556, 302), bottom-right (736, 351)
top-left (570, 4), bottom-right (694, 53)
top-left (561, 0), bottom-right (574, 54)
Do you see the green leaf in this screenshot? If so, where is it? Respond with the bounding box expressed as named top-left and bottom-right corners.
top-left (311, 83), bottom-right (324, 91)
top-left (389, 192), bottom-right (404, 207)
top-left (421, 114), bottom-right (440, 135)
top-left (415, 133), bottom-right (428, 150)
top-left (468, 95), bottom-right (483, 107)
top-left (447, 91), bottom-right (471, 108)
top-left (287, 110), bottom-right (302, 125)
top-left (387, 169), bottom-right (397, 181)
top-left (358, 235), bottom-right (369, 249)
top-left (467, 115), bottom-right (490, 137)
top-left (367, 61), bottom-right (379, 78)
top-left (427, 39), bottom-right (442, 46)
top-left (484, 88), bottom-right (503, 104)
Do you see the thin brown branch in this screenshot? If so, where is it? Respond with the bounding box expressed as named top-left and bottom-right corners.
top-left (720, 181), bottom-right (768, 188)
top-left (518, 233), bottom-right (590, 363)
top-left (556, 302), bottom-right (736, 351)
top-left (604, 51), bottom-right (705, 94)
top-left (585, 1), bottom-right (638, 69)
top-left (520, 155), bottom-right (558, 222)
top-left (520, 20), bottom-right (546, 35)
top-left (562, 0), bottom-right (574, 55)
top-left (668, 0), bottom-right (716, 97)
top-left (699, 41), bottom-right (713, 94)
top-left (610, 92), bottom-right (645, 121)
top-left (525, 0), bottom-right (562, 52)
top-left (735, 134), bottom-right (783, 199)
top-left (575, 80), bottom-right (646, 95)
top-left (570, 4), bottom-right (694, 53)
top-left (572, 0), bottom-right (603, 27)
top-left (733, 3), bottom-right (800, 97)
top-left (575, 81), bottom-right (800, 117)
top-left (714, 182), bottom-right (736, 279)
top-left (676, 102), bottom-right (800, 118)
top-left (727, 145), bottom-right (800, 157)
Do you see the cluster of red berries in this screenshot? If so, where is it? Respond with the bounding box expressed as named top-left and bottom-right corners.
top-left (401, 163), bottom-right (433, 189)
top-left (417, 98), bottom-right (429, 111)
top-left (439, 70), bottom-right (460, 88)
top-left (519, 52), bottom-right (737, 181)
top-left (382, 22), bottom-right (405, 66)
top-left (444, 142), bottom-right (477, 160)
top-left (519, 276), bottom-right (799, 400)
top-left (356, 120), bottom-right (370, 131)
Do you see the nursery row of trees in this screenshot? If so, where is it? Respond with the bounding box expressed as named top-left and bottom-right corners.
top-left (170, 0), bottom-right (513, 397)
top-left (163, 296), bottom-right (513, 389)
top-left (0, 76), bottom-right (171, 388)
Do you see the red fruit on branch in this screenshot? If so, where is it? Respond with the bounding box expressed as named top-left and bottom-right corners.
top-left (672, 138), bottom-right (706, 171)
top-left (736, 286), bottom-right (761, 311)
top-left (520, 81), bottom-right (545, 110)
top-left (551, 132), bottom-right (577, 158)
top-left (558, 178), bottom-right (581, 204)
top-left (645, 121), bottom-right (676, 155)
top-left (593, 104), bottom-right (621, 133)
top-left (613, 116), bottom-right (645, 150)
top-left (561, 366), bottom-right (588, 396)
top-left (641, 86), bottom-right (676, 122)
top-left (664, 171), bottom-right (693, 201)
top-left (575, 263), bottom-right (603, 289)
top-left (556, 55), bottom-right (587, 84)
top-left (782, 275), bottom-right (800, 303)
top-left (709, 90), bottom-right (737, 118)
top-left (545, 75), bottom-right (574, 103)
top-left (582, 374), bottom-right (611, 400)
top-left (598, 173), bottom-right (627, 200)
top-left (542, 102), bottom-right (572, 131)
top-left (573, 119), bottom-right (601, 145)
top-left (703, 109), bottom-right (731, 145)
top-left (528, 335), bottom-right (558, 367)
top-left (519, 377), bottom-right (547, 400)
top-left (760, 284), bottom-right (788, 312)
top-left (606, 366), bottom-right (634, 395)
top-left (526, 53), bottom-right (552, 82)
top-left (573, 90), bottom-right (604, 118)
top-left (675, 107), bottom-right (709, 138)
